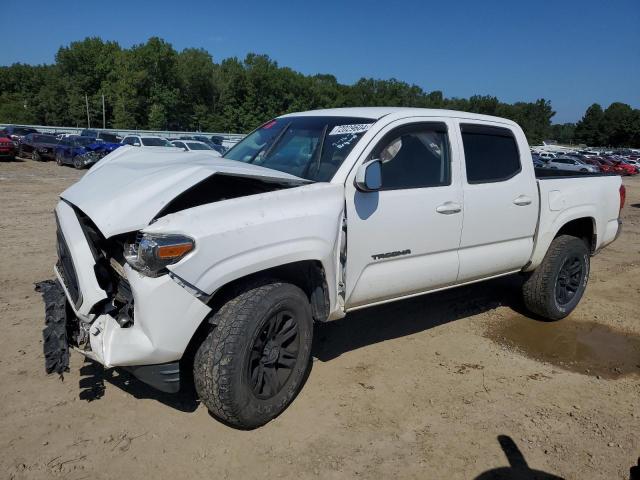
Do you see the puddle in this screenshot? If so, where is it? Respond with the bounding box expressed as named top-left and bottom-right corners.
top-left (484, 316), bottom-right (640, 379)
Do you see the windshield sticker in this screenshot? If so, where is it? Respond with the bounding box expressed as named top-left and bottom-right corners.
top-left (328, 124), bottom-right (371, 136)
top-left (332, 133), bottom-right (358, 150)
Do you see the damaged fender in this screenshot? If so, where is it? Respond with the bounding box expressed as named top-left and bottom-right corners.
top-left (150, 182), bottom-right (346, 317)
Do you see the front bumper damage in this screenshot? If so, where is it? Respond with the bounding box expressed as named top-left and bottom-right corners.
top-left (50, 200), bottom-right (211, 392)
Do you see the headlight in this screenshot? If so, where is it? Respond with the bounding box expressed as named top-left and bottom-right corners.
top-left (124, 233), bottom-right (195, 276)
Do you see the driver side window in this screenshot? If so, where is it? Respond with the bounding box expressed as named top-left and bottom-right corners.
top-left (370, 123), bottom-right (451, 190)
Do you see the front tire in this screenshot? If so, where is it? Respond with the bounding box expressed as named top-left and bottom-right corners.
top-left (73, 156), bottom-right (83, 169)
top-left (32, 150), bottom-right (41, 161)
top-left (194, 281), bottom-right (313, 429)
top-left (522, 235), bottom-right (590, 320)
top-left (56, 153), bottom-right (63, 166)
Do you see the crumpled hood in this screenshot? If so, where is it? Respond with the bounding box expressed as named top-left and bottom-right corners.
top-left (61, 145), bottom-right (305, 237)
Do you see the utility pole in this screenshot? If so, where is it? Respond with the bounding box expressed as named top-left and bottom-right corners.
top-left (102, 94), bottom-right (106, 129)
top-left (85, 94), bottom-right (91, 129)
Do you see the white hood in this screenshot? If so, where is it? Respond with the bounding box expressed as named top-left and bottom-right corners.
top-left (61, 145), bottom-right (304, 237)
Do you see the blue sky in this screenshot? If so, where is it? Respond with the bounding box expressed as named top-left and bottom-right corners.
top-left (2, 0), bottom-right (638, 123)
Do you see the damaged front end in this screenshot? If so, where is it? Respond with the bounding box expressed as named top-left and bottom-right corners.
top-left (49, 199), bottom-right (212, 392)
top-left (47, 151), bottom-right (322, 392)
top-left (36, 279), bottom-right (71, 377)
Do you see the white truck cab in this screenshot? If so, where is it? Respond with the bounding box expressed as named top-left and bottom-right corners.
top-left (49, 108), bottom-right (624, 428)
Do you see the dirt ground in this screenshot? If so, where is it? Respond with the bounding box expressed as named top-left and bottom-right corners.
top-left (1, 158), bottom-right (639, 480)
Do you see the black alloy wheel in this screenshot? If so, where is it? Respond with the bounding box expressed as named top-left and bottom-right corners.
top-left (554, 255), bottom-right (584, 306)
top-left (246, 309), bottom-right (299, 399)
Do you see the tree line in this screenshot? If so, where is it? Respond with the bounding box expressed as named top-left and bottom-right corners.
top-left (0, 37), bottom-right (638, 147)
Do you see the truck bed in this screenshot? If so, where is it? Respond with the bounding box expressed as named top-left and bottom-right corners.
top-left (526, 172), bottom-right (622, 271)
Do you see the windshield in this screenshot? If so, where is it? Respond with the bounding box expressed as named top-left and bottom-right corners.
top-left (225, 116), bottom-right (375, 181)
top-left (141, 137), bottom-right (172, 147)
top-left (187, 142), bottom-right (212, 150)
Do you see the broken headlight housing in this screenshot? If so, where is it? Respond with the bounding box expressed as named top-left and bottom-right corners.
top-left (124, 233), bottom-right (195, 277)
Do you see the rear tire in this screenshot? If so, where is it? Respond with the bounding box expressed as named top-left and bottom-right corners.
top-left (522, 235), bottom-right (590, 320)
top-left (194, 280), bottom-right (313, 429)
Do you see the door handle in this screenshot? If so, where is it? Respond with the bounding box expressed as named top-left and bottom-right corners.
top-left (436, 202), bottom-right (462, 214)
top-left (513, 195), bottom-right (532, 206)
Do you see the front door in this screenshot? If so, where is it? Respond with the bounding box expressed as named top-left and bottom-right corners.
top-left (344, 120), bottom-right (463, 308)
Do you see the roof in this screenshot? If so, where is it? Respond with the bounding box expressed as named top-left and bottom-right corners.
top-left (281, 107), bottom-right (518, 126)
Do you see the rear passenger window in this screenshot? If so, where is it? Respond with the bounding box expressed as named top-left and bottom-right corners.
top-left (461, 124), bottom-right (521, 184)
top-left (371, 123), bottom-right (450, 190)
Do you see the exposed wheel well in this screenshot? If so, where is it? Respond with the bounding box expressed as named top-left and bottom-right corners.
top-left (206, 260), bottom-right (330, 324)
top-left (555, 217), bottom-right (596, 252)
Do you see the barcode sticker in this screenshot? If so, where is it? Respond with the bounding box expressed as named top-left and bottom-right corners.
top-left (328, 124), bottom-right (371, 136)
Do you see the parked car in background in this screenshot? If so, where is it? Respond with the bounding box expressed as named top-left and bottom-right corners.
top-left (593, 157), bottom-right (623, 174)
top-left (210, 135), bottom-right (228, 154)
top-left (622, 158), bottom-right (640, 171)
top-left (121, 135), bottom-right (177, 148)
top-left (605, 157), bottom-right (638, 176)
top-left (171, 140), bottom-right (222, 155)
top-left (18, 133), bottom-right (60, 161)
top-left (80, 129), bottom-right (121, 143)
top-left (1, 125), bottom-right (39, 146)
top-left (531, 154), bottom-right (546, 168)
top-left (546, 156), bottom-right (599, 173)
top-left (0, 133), bottom-right (16, 160)
top-left (179, 135), bottom-right (226, 155)
top-left (55, 136), bottom-right (121, 169)
top-left (581, 158), bottom-right (603, 172)
top-left (538, 152), bottom-right (558, 161)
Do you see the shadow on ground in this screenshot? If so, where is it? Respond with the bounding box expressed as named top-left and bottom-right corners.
top-left (474, 435), bottom-right (564, 479)
top-left (78, 358), bottom-right (199, 412)
top-left (313, 274), bottom-right (527, 361)
top-left (77, 274), bottom-right (529, 414)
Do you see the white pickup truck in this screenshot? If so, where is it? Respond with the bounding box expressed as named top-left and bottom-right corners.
top-left (50, 107), bottom-right (624, 428)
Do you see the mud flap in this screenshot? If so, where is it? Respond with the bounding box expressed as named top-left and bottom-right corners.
top-left (35, 279), bottom-right (70, 377)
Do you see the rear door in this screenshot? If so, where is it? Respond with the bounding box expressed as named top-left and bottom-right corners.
top-left (456, 122), bottom-right (539, 281)
top-left (344, 118), bottom-right (463, 308)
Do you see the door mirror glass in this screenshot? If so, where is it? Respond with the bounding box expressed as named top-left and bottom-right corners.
top-left (355, 159), bottom-right (382, 192)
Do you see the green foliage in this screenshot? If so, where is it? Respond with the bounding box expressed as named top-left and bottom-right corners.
top-left (550, 123), bottom-right (576, 144)
top-left (0, 37), bottom-right (637, 146)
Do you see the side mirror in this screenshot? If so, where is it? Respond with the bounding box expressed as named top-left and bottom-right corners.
top-left (355, 159), bottom-right (382, 192)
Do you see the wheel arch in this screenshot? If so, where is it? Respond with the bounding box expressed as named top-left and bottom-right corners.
top-left (180, 260), bottom-right (330, 374)
top-left (554, 216), bottom-right (596, 253)
top-left (525, 214), bottom-right (597, 272)
top-left (206, 260), bottom-right (331, 324)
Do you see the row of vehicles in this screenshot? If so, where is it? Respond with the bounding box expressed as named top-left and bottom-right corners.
top-left (532, 150), bottom-right (640, 176)
top-left (0, 126), bottom-right (229, 168)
